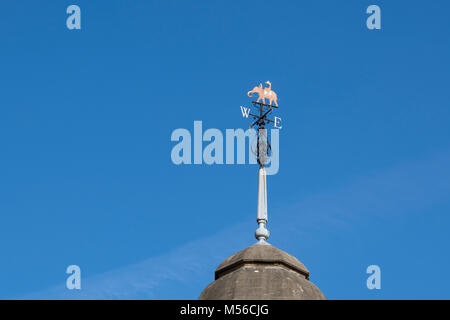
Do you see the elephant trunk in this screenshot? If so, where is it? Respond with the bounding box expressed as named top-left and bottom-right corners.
top-left (248, 90), bottom-right (253, 97)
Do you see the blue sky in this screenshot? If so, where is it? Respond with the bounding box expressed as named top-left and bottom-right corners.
top-left (1, 0), bottom-right (449, 299)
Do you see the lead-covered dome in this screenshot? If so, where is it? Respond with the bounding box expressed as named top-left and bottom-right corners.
top-left (199, 243), bottom-right (326, 300)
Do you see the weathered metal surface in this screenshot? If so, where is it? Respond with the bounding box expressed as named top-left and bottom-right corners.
top-left (199, 244), bottom-right (326, 300)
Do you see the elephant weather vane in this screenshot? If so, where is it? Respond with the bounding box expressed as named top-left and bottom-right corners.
top-left (241, 81), bottom-right (282, 167)
top-left (248, 80), bottom-right (278, 106)
top-left (240, 81), bottom-right (283, 244)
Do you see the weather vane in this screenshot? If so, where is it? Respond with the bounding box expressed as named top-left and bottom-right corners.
top-left (240, 81), bottom-right (282, 244)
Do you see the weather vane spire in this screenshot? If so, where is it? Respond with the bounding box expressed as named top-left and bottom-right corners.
top-left (241, 81), bottom-right (282, 244)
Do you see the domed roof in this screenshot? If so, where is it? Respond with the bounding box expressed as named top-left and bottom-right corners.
top-left (199, 243), bottom-right (326, 300)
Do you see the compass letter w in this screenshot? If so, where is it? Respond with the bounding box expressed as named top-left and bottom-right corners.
top-left (240, 106), bottom-right (250, 118)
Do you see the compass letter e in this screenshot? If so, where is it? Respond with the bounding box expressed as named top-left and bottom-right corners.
top-left (274, 117), bottom-right (282, 129)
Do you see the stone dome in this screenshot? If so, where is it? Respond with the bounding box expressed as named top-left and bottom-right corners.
top-left (199, 243), bottom-right (326, 300)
